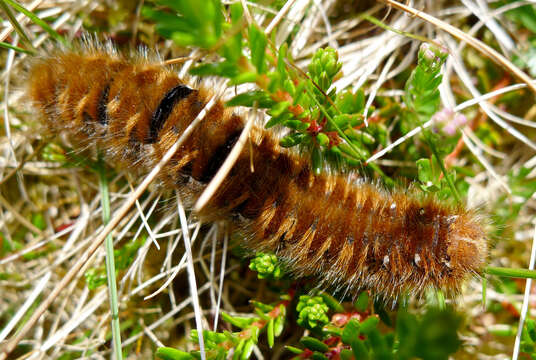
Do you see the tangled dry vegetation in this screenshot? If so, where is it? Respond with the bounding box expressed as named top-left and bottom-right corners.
top-left (1, 0), bottom-right (536, 359)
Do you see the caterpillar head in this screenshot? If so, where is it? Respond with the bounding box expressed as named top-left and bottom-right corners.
top-left (444, 212), bottom-right (488, 284)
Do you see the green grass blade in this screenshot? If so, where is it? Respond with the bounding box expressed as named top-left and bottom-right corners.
top-left (0, 41), bottom-right (34, 54)
top-left (485, 266), bottom-right (536, 279)
top-left (361, 14), bottom-right (437, 46)
top-left (0, 2), bottom-right (35, 51)
top-left (98, 160), bottom-right (123, 360)
top-left (1, 0), bottom-right (68, 46)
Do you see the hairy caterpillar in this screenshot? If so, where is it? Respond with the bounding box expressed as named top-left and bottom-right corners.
top-left (27, 44), bottom-right (487, 299)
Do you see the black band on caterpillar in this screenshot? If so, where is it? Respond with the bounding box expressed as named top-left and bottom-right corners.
top-left (200, 130), bottom-right (243, 183)
top-left (148, 84), bottom-right (194, 143)
top-left (27, 45), bottom-right (488, 300)
top-left (97, 83), bottom-right (111, 125)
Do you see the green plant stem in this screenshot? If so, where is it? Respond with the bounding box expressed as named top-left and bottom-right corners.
top-left (304, 86), bottom-right (363, 161)
top-left (485, 266), bottom-right (536, 279)
top-left (360, 14), bottom-right (439, 47)
top-left (98, 161), bottom-right (123, 360)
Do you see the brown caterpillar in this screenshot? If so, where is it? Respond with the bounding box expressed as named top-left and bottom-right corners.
top-left (27, 44), bottom-right (487, 300)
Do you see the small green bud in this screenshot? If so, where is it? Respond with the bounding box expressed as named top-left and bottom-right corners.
top-left (418, 42), bottom-right (448, 72)
top-left (296, 295), bottom-right (330, 329)
top-left (249, 252), bottom-right (284, 279)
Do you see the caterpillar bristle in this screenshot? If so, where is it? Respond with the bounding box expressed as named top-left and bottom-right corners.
top-left (27, 43), bottom-right (488, 300)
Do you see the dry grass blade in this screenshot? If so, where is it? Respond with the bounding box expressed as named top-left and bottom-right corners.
top-left (381, 0), bottom-right (536, 94)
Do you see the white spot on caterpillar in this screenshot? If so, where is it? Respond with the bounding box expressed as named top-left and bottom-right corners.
top-left (414, 253), bottom-right (421, 266)
top-left (383, 255), bottom-right (390, 266)
top-left (390, 202), bottom-right (396, 210)
top-left (446, 215), bottom-right (459, 224)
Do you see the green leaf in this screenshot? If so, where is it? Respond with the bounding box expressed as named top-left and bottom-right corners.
top-left (340, 349), bottom-right (355, 360)
top-left (277, 43), bottom-right (288, 76)
top-left (280, 133), bottom-right (307, 147)
top-left (351, 338), bottom-right (370, 360)
top-left (333, 114), bottom-right (351, 129)
top-left (527, 319), bottom-right (536, 341)
top-left (268, 101), bottom-right (291, 117)
top-left (293, 80), bottom-right (307, 105)
top-left (267, 318), bottom-right (275, 348)
top-left (226, 90), bottom-right (274, 108)
top-left (319, 292), bottom-right (344, 312)
top-left (159, 0), bottom-right (223, 48)
top-left (251, 300), bottom-right (274, 313)
top-left (395, 311), bottom-right (417, 360)
top-left (354, 291), bottom-right (369, 312)
top-left (230, 2), bottom-right (243, 23)
top-left (342, 319), bottom-right (361, 344)
top-left (286, 346), bottom-right (304, 355)
top-left (336, 90), bottom-right (365, 114)
top-left (417, 158), bottom-right (434, 184)
top-left (156, 347), bottom-right (195, 360)
top-left (316, 133), bottom-right (329, 147)
top-left (250, 324), bottom-right (260, 343)
top-left (300, 336), bottom-right (329, 352)
top-left (190, 61), bottom-right (239, 77)
top-left (397, 308), bottom-right (462, 360)
top-left (265, 112), bottom-right (291, 128)
top-left (284, 119), bottom-right (309, 131)
top-left (274, 306), bottom-right (286, 336)
top-left (142, 7), bottom-right (190, 36)
top-left (221, 312), bottom-right (255, 329)
top-left (248, 25), bottom-right (267, 74)
top-left (414, 309), bottom-right (462, 360)
top-left (241, 339), bottom-right (255, 360)
top-left (359, 316), bottom-right (380, 334)
top-left (230, 72), bottom-right (258, 85)
top-left (233, 339), bottom-right (245, 360)
top-left (338, 142), bottom-right (366, 160)
top-left (311, 352), bottom-right (329, 360)
top-left (312, 146), bottom-right (323, 175)
top-left (366, 328), bottom-right (392, 360)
